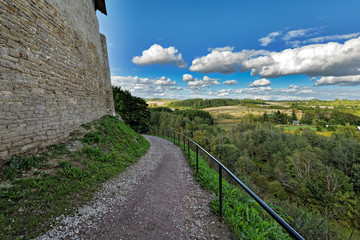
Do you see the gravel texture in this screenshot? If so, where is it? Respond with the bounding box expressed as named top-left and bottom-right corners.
top-left (36, 135), bottom-right (232, 240)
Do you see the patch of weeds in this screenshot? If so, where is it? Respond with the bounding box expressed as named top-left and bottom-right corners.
top-left (1, 155), bottom-right (46, 180)
top-left (0, 115), bottom-right (150, 239)
top-left (81, 123), bottom-right (91, 130)
top-left (82, 131), bottom-right (103, 145)
top-left (58, 161), bottom-right (71, 168)
top-left (48, 144), bottom-right (69, 157)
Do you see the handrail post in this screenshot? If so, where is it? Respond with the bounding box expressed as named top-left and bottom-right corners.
top-left (187, 138), bottom-right (190, 159)
top-left (196, 145), bottom-right (198, 174)
top-left (183, 135), bottom-right (185, 150)
top-left (219, 164), bottom-right (223, 217)
top-left (173, 131), bottom-right (175, 143)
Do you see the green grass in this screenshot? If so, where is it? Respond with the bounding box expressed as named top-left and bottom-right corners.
top-left (280, 125), bottom-right (317, 131)
top-left (0, 116), bottom-right (149, 239)
top-left (161, 135), bottom-right (292, 240)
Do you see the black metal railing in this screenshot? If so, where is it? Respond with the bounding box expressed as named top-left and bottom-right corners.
top-left (153, 128), bottom-right (304, 240)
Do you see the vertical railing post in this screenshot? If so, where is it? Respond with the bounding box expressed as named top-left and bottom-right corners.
top-left (187, 138), bottom-right (190, 159)
top-left (219, 164), bottom-right (223, 217)
top-left (183, 135), bottom-right (185, 150)
top-left (173, 131), bottom-right (175, 143)
top-left (196, 145), bottom-right (199, 174)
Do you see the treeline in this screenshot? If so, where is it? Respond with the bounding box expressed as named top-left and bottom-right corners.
top-left (112, 86), bottom-right (150, 132)
top-left (150, 108), bottom-right (360, 239)
top-left (167, 98), bottom-right (266, 109)
top-left (244, 108), bottom-right (360, 132)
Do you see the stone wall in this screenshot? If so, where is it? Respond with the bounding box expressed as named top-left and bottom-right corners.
top-left (0, 0), bottom-right (115, 162)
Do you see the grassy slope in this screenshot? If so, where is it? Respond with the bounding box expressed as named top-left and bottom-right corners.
top-left (162, 135), bottom-right (292, 240)
top-left (0, 116), bottom-right (149, 239)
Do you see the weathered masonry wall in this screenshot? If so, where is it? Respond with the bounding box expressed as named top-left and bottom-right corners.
top-left (0, 0), bottom-right (115, 162)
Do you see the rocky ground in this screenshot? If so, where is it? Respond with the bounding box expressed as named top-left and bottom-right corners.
top-left (36, 135), bottom-right (233, 240)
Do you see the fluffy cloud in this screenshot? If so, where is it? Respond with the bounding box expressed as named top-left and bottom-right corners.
top-left (182, 74), bottom-right (194, 82)
top-left (111, 75), bottom-right (182, 98)
top-left (248, 78), bottom-right (271, 87)
top-left (132, 44), bottom-right (187, 68)
top-left (242, 36), bottom-right (360, 78)
top-left (182, 74), bottom-right (220, 91)
top-left (314, 75), bottom-right (360, 86)
top-left (223, 80), bottom-right (238, 85)
top-left (259, 31), bottom-right (281, 46)
top-left (154, 76), bottom-right (176, 86)
top-left (209, 89), bottom-right (232, 97)
top-left (189, 48), bottom-right (268, 74)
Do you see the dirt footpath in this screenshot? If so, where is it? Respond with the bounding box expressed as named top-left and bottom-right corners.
top-left (37, 135), bottom-right (232, 240)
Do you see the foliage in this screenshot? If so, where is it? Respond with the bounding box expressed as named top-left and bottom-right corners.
top-left (166, 137), bottom-right (292, 240)
top-left (151, 108), bottom-right (360, 239)
top-left (167, 98), bottom-right (266, 109)
top-left (0, 116), bottom-right (149, 239)
top-left (112, 86), bottom-right (150, 132)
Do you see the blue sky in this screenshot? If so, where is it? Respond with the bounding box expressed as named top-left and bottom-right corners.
top-left (97, 0), bottom-right (360, 100)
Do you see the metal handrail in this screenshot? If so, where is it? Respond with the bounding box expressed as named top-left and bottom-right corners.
top-left (154, 128), bottom-right (304, 240)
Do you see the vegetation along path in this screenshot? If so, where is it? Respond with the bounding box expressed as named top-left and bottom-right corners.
top-left (37, 135), bottom-right (232, 240)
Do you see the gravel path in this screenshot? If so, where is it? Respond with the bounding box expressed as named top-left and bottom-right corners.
top-left (36, 135), bottom-right (232, 240)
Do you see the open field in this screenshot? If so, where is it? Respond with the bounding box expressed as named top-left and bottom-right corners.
top-left (204, 104), bottom-right (336, 136)
top-left (146, 99), bottom-right (177, 107)
top-left (204, 105), bottom-right (297, 117)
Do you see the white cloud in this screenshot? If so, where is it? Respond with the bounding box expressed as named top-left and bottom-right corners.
top-left (182, 74), bottom-right (220, 91)
top-left (218, 92), bottom-right (230, 97)
top-left (297, 89), bottom-right (315, 94)
top-left (248, 78), bottom-right (271, 87)
top-left (259, 31), bottom-right (281, 46)
top-left (223, 80), bottom-right (238, 85)
top-left (208, 89), bottom-right (232, 97)
top-left (208, 46), bottom-right (234, 52)
top-left (298, 32), bottom-right (360, 45)
top-left (314, 75), bottom-right (360, 86)
top-left (190, 49), bottom-right (268, 74)
top-left (182, 74), bottom-right (194, 82)
top-left (282, 28), bottom-right (315, 41)
top-left (275, 85), bottom-right (315, 96)
top-left (242, 36), bottom-right (360, 78)
top-left (154, 76), bottom-right (176, 86)
top-left (249, 86), bottom-right (273, 92)
top-left (132, 44), bottom-right (187, 68)
top-left (111, 75), bottom-right (182, 98)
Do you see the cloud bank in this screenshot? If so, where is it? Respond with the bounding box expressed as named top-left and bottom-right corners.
top-left (111, 75), bottom-right (182, 98)
top-left (189, 48), bottom-right (268, 74)
top-left (242, 37), bottom-right (360, 79)
top-left (182, 74), bottom-right (220, 91)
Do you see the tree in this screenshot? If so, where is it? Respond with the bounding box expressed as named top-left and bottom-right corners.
top-left (292, 109), bottom-right (297, 121)
top-left (300, 111), bottom-right (315, 125)
top-left (112, 86), bottom-right (150, 132)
